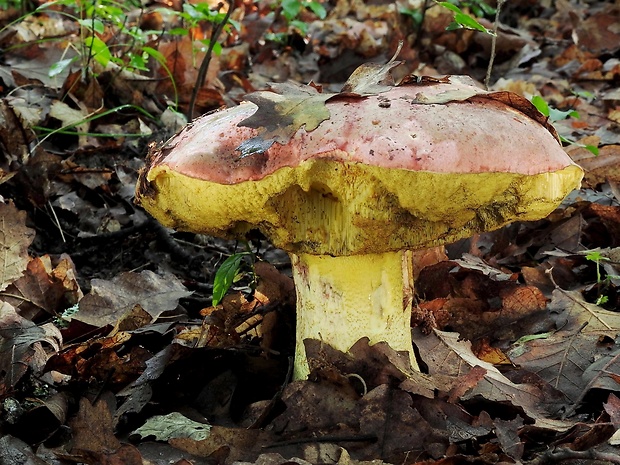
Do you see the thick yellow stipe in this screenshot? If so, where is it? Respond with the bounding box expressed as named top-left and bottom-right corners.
top-left (291, 251), bottom-right (417, 380)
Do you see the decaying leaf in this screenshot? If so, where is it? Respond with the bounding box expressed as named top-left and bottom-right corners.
top-left (0, 201), bottom-right (35, 291)
top-left (3, 254), bottom-right (82, 321)
top-left (237, 49), bottom-right (402, 157)
top-left (237, 82), bottom-right (332, 157)
top-left (132, 412), bottom-right (211, 442)
top-left (415, 328), bottom-right (575, 431)
top-left (68, 395), bottom-right (143, 464)
top-left (75, 270), bottom-right (192, 327)
top-left (0, 302), bottom-right (61, 397)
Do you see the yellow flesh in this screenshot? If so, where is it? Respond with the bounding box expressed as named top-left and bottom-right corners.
top-left (142, 158), bottom-right (583, 256)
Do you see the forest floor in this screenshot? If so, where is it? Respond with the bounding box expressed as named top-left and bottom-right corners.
top-left (1, 0), bottom-right (620, 464)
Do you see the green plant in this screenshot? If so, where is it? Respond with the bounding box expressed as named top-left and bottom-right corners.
top-left (164, 2), bottom-right (240, 56)
top-left (435, 0), bottom-right (493, 34)
top-left (530, 95), bottom-right (599, 155)
top-left (280, 0), bottom-right (327, 35)
top-left (212, 250), bottom-right (257, 306)
top-left (585, 251), bottom-right (620, 306)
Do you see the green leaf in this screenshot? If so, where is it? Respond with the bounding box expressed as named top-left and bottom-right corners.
top-left (199, 38), bottom-right (222, 56)
top-left (548, 107), bottom-right (579, 122)
top-left (128, 52), bottom-right (148, 71)
top-left (453, 12), bottom-right (489, 33)
top-left (142, 46), bottom-right (166, 65)
top-left (281, 0), bottom-right (302, 20)
top-left (586, 251), bottom-right (607, 263)
top-left (530, 95), bottom-right (550, 117)
top-left (78, 18), bottom-right (105, 34)
top-left (437, 1), bottom-right (461, 13)
top-left (584, 144), bottom-right (599, 156)
top-left (436, 1), bottom-right (491, 34)
top-left (48, 57), bottom-right (76, 77)
top-left (84, 36), bottom-right (112, 66)
top-left (212, 253), bottom-right (245, 306)
top-left (289, 19), bottom-right (309, 35)
top-left (306, 0), bottom-right (327, 19)
top-left (169, 27), bottom-right (189, 36)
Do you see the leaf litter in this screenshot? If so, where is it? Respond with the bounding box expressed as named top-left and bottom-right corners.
top-left (1, 0), bottom-right (620, 464)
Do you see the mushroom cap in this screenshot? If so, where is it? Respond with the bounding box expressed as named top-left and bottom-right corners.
top-left (136, 78), bottom-right (583, 256)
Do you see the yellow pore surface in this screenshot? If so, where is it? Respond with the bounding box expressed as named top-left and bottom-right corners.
top-left (141, 156), bottom-right (583, 256)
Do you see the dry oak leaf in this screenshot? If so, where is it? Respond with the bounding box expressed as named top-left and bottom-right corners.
top-left (0, 201), bottom-right (35, 291)
top-left (414, 328), bottom-right (575, 431)
top-left (75, 270), bottom-right (192, 327)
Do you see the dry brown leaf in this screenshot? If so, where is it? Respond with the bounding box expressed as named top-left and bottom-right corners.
top-left (75, 270), bottom-right (192, 327)
top-left (3, 254), bottom-right (82, 321)
top-left (415, 329), bottom-right (574, 431)
top-left (170, 426), bottom-right (271, 463)
top-left (0, 302), bottom-right (61, 397)
top-left (0, 201), bottom-right (35, 291)
top-left (68, 396), bottom-right (143, 464)
top-left (508, 288), bottom-right (620, 405)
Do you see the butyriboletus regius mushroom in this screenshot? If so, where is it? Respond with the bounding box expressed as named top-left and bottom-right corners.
top-left (135, 69), bottom-right (583, 379)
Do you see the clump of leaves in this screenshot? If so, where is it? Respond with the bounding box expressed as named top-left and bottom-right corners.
top-left (280, 0), bottom-right (327, 35)
top-left (162, 2), bottom-right (240, 57)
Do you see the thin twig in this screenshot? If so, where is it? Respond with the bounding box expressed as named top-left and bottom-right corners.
top-left (484, 0), bottom-right (506, 90)
top-left (47, 200), bottom-right (66, 243)
top-left (187, 0), bottom-right (235, 120)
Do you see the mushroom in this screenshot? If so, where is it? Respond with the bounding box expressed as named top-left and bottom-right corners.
top-left (135, 73), bottom-right (583, 380)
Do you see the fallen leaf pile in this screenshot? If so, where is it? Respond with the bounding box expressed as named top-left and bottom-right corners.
top-left (1, 0), bottom-right (620, 464)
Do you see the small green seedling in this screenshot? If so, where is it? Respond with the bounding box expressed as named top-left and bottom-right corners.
top-left (435, 1), bottom-right (493, 34)
top-left (282, 0), bottom-right (326, 33)
top-left (530, 95), bottom-right (599, 156)
top-left (585, 251), bottom-right (620, 306)
top-left (212, 251), bottom-right (256, 306)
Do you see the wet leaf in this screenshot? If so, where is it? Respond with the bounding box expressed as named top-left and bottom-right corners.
top-left (237, 82), bottom-right (332, 156)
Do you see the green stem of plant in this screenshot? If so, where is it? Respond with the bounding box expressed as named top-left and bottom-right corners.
top-left (187, 0), bottom-right (235, 121)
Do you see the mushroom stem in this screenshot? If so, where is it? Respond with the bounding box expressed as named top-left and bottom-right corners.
top-left (290, 251), bottom-right (419, 379)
